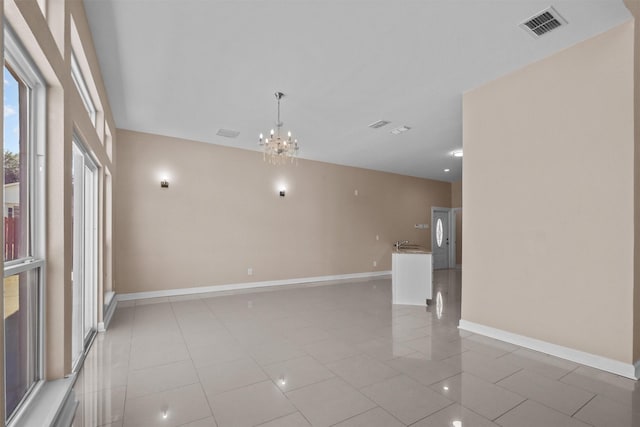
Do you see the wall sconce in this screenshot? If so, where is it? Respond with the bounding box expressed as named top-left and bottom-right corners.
top-left (279, 190), bottom-right (285, 197)
top-left (160, 178), bottom-right (169, 188)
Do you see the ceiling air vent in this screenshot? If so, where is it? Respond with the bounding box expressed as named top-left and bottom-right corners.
top-left (520, 7), bottom-right (566, 38)
top-left (390, 125), bottom-right (411, 135)
top-left (216, 128), bottom-right (240, 138)
top-left (368, 120), bottom-right (390, 129)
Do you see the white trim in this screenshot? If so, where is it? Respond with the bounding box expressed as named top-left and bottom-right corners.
top-left (52, 388), bottom-right (78, 427)
top-left (104, 290), bottom-right (115, 307)
top-left (98, 294), bottom-right (117, 332)
top-left (117, 271), bottom-right (392, 302)
top-left (4, 258), bottom-right (45, 276)
top-left (71, 51), bottom-right (97, 126)
top-left (10, 375), bottom-right (76, 427)
top-left (459, 319), bottom-right (640, 380)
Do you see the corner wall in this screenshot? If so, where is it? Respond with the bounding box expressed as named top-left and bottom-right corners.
top-left (624, 0), bottom-right (640, 365)
top-left (462, 22), bottom-right (635, 365)
top-left (115, 130), bottom-right (451, 295)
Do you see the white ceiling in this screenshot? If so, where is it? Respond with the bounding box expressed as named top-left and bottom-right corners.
top-left (84, 0), bottom-right (631, 182)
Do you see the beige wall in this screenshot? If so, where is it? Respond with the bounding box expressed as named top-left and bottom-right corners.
top-left (1, 0), bottom-right (116, 387)
top-left (115, 130), bottom-right (451, 294)
top-left (462, 22), bottom-right (635, 363)
top-left (451, 181), bottom-right (462, 265)
top-left (451, 181), bottom-right (462, 208)
top-left (624, 1), bottom-right (640, 363)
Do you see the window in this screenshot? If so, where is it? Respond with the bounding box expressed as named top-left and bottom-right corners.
top-left (103, 168), bottom-right (113, 316)
top-left (436, 218), bottom-right (443, 248)
top-left (70, 52), bottom-right (96, 126)
top-left (3, 27), bottom-right (46, 423)
top-left (71, 138), bottom-right (98, 370)
top-left (37, 0), bottom-right (47, 18)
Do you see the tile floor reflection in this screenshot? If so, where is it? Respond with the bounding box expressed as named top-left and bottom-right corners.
top-left (72, 270), bottom-right (640, 426)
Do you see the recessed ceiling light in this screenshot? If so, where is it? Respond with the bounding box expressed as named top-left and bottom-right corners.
top-left (452, 421), bottom-right (462, 427)
top-left (452, 150), bottom-right (463, 157)
top-left (444, 169), bottom-right (450, 172)
top-left (390, 125), bottom-right (411, 135)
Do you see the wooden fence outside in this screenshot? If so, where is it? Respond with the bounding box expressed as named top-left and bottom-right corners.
top-left (4, 216), bottom-right (19, 261)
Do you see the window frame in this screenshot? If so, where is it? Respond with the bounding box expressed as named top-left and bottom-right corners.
top-left (70, 51), bottom-right (96, 126)
top-left (70, 134), bottom-right (99, 372)
top-left (3, 23), bottom-right (47, 425)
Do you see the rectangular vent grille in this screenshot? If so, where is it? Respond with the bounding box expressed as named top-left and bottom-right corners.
top-left (368, 120), bottom-right (390, 129)
top-left (216, 128), bottom-right (240, 138)
top-left (520, 7), bottom-right (566, 38)
top-left (390, 125), bottom-right (411, 135)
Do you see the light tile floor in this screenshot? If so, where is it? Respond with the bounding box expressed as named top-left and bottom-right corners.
top-left (72, 270), bottom-right (640, 426)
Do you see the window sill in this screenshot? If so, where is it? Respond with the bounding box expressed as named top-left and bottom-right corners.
top-left (9, 374), bottom-right (77, 427)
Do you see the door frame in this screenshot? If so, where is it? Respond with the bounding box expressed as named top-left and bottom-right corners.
top-left (431, 206), bottom-right (456, 269)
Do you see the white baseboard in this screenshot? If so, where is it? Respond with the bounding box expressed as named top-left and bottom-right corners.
top-left (98, 294), bottom-right (118, 332)
top-left (117, 271), bottom-right (392, 302)
top-left (459, 319), bottom-right (639, 380)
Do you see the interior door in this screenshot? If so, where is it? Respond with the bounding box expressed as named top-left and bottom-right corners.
top-left (432, 209), bottom-right (450, 270)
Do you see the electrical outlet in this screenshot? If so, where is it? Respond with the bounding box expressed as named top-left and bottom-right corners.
top-left (373, 261), bottom-right (377, 267)
top-left (247, 267), bottom-right (253, 276)
top-left (376, 235), bottom-right (379, 241)
top-left (354, 189), bottom-right (358, 196)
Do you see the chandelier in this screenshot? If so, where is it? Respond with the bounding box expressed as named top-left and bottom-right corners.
top-left (259, 92), bottom-right (299, 164)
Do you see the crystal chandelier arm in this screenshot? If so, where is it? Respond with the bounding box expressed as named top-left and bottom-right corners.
top-left (259, 91), bottom-right (299, 163)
